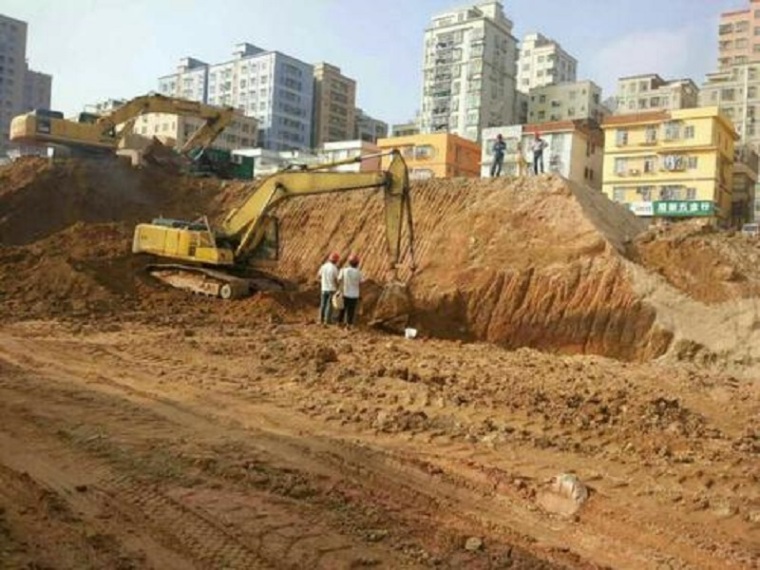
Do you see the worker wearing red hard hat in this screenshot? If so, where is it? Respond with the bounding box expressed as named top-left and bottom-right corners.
top-left (337, 253), bottom-right (364, 327)
top-left (317, 251), bottom-right (340, 324)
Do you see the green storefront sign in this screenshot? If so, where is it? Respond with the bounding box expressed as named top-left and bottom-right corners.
top-left (652, 200), bottom-right (714, 217)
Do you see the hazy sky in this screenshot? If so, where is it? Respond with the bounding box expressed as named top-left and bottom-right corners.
top-left (1, 0), bottom-right (747, 124)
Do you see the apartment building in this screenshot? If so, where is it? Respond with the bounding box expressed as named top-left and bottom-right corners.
top-left (354, 108), bottom-right (388, 143)
top-left (700, 63), bottom-right (760, 147)
top-left (481, 121), bottom-right (603, 189)
top-left (0, 14), bottom-right (52, 155)
top-left (615, 74), bottom-right (699, 115)
top-left (732, 144), bottom-right (759, 225)
top-left (527, 80), bottom-right (606, 124)
top-left (391, 121), bottom-right (420, 137)
top-left (158, 44), bottom-right (313, 151)
top-left (311, 63), bottom-right (356, 148)
top-left (377, 133), bottom-right (480, 179)
top-left (131, 112), bottom-right (258, 151)
top-left (516, 33), bottom-right (577, 93)
top-left (601, 107), bottom-right (737, 224)
top-left (319, 140), bottom-right (381, 172)
top-left (420, 2), bottom-right (518, 142)
top-left (718, 0), bottom-right (760, 69)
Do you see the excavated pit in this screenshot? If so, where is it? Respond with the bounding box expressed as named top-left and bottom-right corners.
top-left (2, 156), bottom-right (760, 365)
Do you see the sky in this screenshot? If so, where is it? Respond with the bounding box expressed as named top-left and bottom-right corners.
top-left (0, 0), bottom-right (749, 125)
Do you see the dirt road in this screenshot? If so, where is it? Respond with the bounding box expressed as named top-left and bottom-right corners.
top-left (0, 319), bottom-right (756, 569)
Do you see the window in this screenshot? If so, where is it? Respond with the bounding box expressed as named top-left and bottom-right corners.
top-left (637, 186), bottom-right (654, 201)
top-left (687, 156), bottom-right (698, 169)
top-left (664, 122), bottom-right (681, 140)
top-left (659, 185), bottom-right (682, 200)
top-left (614, 157), bottom-right (628, 175)
top-left (755, 26), bottom-right (760, 36)
top-left (644, 157), bottom-right (657, 173)
top-left (616, 129), bottom-right (629, 146)
top-left (538, 110), bottom-right (546, 120)
top-left (539, 94), bottom-right (547, 103)
top-left (686, 187), bottom-right (697, 200)
top-left (645, 126), bottom-right (657, 143)
top-left (613, 187), bottom-right (626, 203)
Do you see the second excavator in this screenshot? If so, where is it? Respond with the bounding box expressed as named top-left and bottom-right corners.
top-left (132, 149), bottom-right (416, 299)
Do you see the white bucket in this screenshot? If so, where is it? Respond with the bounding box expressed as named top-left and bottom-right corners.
top-left (404, 328), bottom-right (418, 339)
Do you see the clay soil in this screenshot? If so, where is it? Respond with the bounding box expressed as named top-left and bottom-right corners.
top-left (0, 157), bottom-right (758, 569)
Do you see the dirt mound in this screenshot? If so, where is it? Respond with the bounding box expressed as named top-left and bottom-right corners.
top-left (263, 175), bottom-right (665, 360)
top-left (632, 223), bottom-right (760, 303)
top-left (2, 156), bottom-right (760, 366)
top-left (0, 156), bottom-right (219, 246)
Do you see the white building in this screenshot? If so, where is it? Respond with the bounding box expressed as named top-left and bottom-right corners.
top-left (517, 33), bottom-right (577, 93)
top-left (481, 120), bottom-right (603, 189)
top-left (527, 80), bottom-right (607, 124)
top-left (0, 14), bottom-right (52, 155)
top-left (320, 140), bottom-right (381, 172)
top-left (420, 1), bottom-right (519, 142)
top-left (158, 44), bottom-right (313, 151)
top-left (615, 74), bottom-right (699, 115)
top-left (232, 147), bottom-right (320, 177)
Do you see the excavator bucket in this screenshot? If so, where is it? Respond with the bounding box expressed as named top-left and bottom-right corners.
top-left (370, 280), bottom-right (414, 333)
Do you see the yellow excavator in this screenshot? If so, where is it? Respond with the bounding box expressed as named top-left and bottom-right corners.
top-left (9, 94), bottom-right (236, 157)
top-left (132, 150), bottom-right (416, 299)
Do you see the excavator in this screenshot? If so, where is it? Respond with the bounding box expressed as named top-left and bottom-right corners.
top-left (9, 94), bottom-right (236, 159)
top-left (132, 149), bottom-right (416, 300)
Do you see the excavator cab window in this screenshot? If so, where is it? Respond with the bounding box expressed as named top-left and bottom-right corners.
top-left (249, 216), bottom-right (279, 261)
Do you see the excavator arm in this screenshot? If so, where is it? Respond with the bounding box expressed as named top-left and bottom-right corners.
top-left (95, 94), bottom-right (236, 154)
top-left (221, 150), bottom-right (415, 267)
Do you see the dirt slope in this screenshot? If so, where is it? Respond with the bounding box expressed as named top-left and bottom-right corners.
top-left (1, 157), bottom-right (760, 366)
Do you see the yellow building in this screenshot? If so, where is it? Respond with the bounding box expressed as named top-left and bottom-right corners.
top-left (601, 107), bottom-right (737, 224)
top-left (376, 133), bottom-right (480, 180)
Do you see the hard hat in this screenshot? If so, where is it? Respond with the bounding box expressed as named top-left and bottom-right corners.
top-left (329, 252), bottom-right (340, 262)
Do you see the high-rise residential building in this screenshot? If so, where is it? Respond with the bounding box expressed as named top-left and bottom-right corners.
top-left (354, 108), bottom-right (388, 143)
top-left (701, 63), bottom-right (760, 148)
top-left (615, 74), bottom-right (699, 115)
top-left (527, 80), bottom-right (607, 124)
top-left (732, 144), bottom-right (758, 226)
top-left (420, 2), bottom-right (518, 142)
top-left (516, 33), bottom-right (577, 93)
top-left (601, 107), bottom-right (736, 225)
top-left (481, 121), bottom-right (603, 188)
top-left (158, 43), bottom-right (313, 151)
top-left (717, 0), bottom-right (760, 69)
top-left (0, 14), bottom-right (53, 156)
top-left (391, 121), bottom-right (420, 137)
top-left (311, 63), bottom-right (356, 148)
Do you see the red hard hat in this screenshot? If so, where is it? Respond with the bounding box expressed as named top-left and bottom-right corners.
top-left (329, 252), bottom-right (340, 262)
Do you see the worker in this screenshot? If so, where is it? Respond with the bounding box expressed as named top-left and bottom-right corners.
top-left (337, 254), bottom-right (364, 327)
top-left (317, 252), bottom-right (340, 324)
top-left (490, 134), bottom-right (507, 177)
top-left (531, 132), bottom-right (548, 175)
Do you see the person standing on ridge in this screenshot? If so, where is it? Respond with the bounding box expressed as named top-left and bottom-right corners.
top-left (337, 254), bottom-right (364, 327)
top-left (531, 132), bottom-right (548, 175)
top-left (317, 252), bottom-right (340, 324)
top-left (490, 134), bottom-right (507, 177)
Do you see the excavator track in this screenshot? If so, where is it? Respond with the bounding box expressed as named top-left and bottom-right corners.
top-left (146, 264), bottom-right (253, 300)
